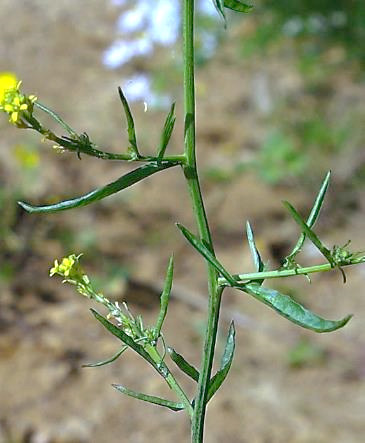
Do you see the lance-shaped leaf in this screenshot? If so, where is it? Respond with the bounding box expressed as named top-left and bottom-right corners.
top-left (154, 255), bottom-right (174, 339)
top-left (224, 0), bottom-right (253, 13)
top-left (90, 309), bottom-right (162, 374)
top-left (118, 86), bottom-right (139, 158)
top-left (246, 221), bottom-right (264, 273)
top-left (207, 322), bottom-right (235, 402)
top-left (82, 346), bottom-right (128, 368)
top-left (112, 384), bottom-right (185, 412)
top-left (283, 201), bottom-right (334, 266)
top-left (213, 0), bottom-right (226, 23)
top-left (176, 223), bottom-right (236, 286)
top-left (167, 347), bottom-right (200, 383)
top-left (157, 103), bottom-right (176, 162)
top-left (18, 162), bottom-right (177, 214)
top-left (241, 283), bottom-right (352, 333)
top-left (284, 171), bottom-right (331, 264)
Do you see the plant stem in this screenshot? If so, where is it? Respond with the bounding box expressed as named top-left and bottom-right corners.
top-left (182, 1), bottom-right (221, 441)
top-left (145, 344), bottom-right (194, 417)
top-left (24, 112), bottom-right (186, 164)
top-left (218, 257), bottom-right (365, 286)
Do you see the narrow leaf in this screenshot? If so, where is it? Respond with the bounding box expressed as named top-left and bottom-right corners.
top-left (224, 0), bottom-right (253, 13)
top-left (82, 346), bottom-right (127, 368)
top-left (242, 283), bottom-right (352, 333)
top-left (90, 309), bottom-right (161, 373)
top-left (154, 255), bottom-right (174, 339)
top-left (207, 322), bottom-right (236, 402)
top-left (112, 384), bottom-right (185, 412)
top-left (246, 221), bottom-right (264, 273)
top-left (18, 162), bottom-right (177, 214)
top-left (167, 347), bottom-right (200, 382)
top-left (176, 223), bottom-right (236, 286)
top-left (285, 172), bottom-right (331, 262)
top-left (35, 101), bottom-right (78, 138)
top-left (118, 86), bottom-right (139, 158)
top-left (157, 103), bottom-right (176, 162)
top-left (213, 0), bottom-right (226, 23)
top-left (283, 201), bottom-right (334, 265)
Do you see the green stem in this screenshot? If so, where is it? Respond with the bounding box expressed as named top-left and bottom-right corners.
top-left (182, 1), bottom-right (221, 441)
top-left (145, 344), bottom-right (194, 418)
top-left (218, 257), bottom-right (365, 285)
top-left (23, 112), bottom-right (186, 163)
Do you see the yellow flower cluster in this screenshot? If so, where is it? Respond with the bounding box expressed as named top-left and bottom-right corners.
top-left (0, 72), bottom-right (37, 125)
top-left (50, 253), bottom-right (85, 281)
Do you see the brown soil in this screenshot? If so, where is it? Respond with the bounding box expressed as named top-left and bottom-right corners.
top-left (1, 2), bottom-right (364, 442)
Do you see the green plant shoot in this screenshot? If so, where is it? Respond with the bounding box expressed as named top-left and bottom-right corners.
top-left (1, 2), bottom-right (364, 442)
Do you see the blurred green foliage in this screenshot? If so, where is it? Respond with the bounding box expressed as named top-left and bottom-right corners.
top-left (261, 0), bottom-right (365, 61)
top-left (255, 131), bottom-right (307, 184)
top-left (287, 337), bottom-right (326, 368)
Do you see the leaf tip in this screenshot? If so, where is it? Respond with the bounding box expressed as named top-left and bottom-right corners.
top-left (18, 201), bottom-right (34, 213)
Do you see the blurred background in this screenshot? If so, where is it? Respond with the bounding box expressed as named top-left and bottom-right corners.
top-left (0, 1), bottom-right (364, 442)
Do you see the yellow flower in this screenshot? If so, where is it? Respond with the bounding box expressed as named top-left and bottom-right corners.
top-left (50, 253), bottom-right (84, 280)
top-left (0, 72), bottom-right (37, 125)
top-left (0, 72), bottom-right (18, 102)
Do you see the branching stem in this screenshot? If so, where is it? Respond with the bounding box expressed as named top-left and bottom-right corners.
top-left (218, 258), bottom-right (365, 286)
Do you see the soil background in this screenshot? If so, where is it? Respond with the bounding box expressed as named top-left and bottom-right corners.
top-left (0, 1), bottom-right (364, 442)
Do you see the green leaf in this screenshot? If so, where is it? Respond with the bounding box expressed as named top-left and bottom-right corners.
top-left (35, 101), bottom-right (78, 138)
top-left (246, 221), bottom-right (264, 274)
top-left (224, 0), bottom-right (253, 13)
top-left (154, 255), bottom-right (174, 339)
top-left (284, 171), bottom-right (331, 264)
top-left (90, 309), bottom-right (162, 374)
top-left (283, 201), bottom-right (334, 265)
top-left (18, 162), bottom-right (177, 214)
top-left (213, 0), bottom-right (226, 23)
top-left (207, 322), bottom-right (235, 402)
top-left (213, 0), bottom-right (253, 22)
top-left (176, 223), bottom-right (236, 286)
top-left (157, 103), bottom-right (176, 163)
top-left (241, 283), bottom-right (352, 333)
top-left (118, 87), bottom-right (139, 158)
top-left (167, 347), bottom-right (200, 382)
top-left (82, 346), bottom-right (128, 368)
top-left (112, 384), bottom-right (185, 412)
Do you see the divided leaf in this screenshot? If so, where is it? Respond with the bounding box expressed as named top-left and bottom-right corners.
top-left (118, 87), bottom-right (139, 158)
top-left (176, 223), bottom-right (236, 286)
top-left (207, 322), bottom-right (236, 402)
top-left (112, 384), bottom-right (185, 412)
top-left (168, 347), bottom-right (200, 382)
top-left (241, 284), bottom-right (352, 333)
top-left (18, 162), bottom-right (177, 214)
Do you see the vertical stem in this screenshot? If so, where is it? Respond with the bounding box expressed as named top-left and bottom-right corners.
top-left (182, 1), bottom-right (222, 441)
